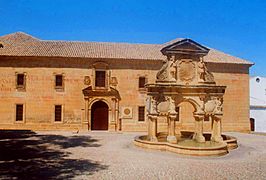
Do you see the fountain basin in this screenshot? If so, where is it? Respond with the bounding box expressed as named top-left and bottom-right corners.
top-left (134, 132), bottom-right (237, 156)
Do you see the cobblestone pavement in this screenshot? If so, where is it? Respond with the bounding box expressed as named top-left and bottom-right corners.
top-left (1, 131), bottom-right (266, 179)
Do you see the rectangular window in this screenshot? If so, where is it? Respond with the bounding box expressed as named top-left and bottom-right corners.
top-left (139, 77), bottom-right (146, 89)
top-left (17, 74), bottom-right (24, 86)
top-left (55, 105), bottom-right (62, 122)
top-left (55, 75), bottom-right (63, 88)
top-left (16, 104), bottom-right (23, 121)
top-left (95, 71), bottom-right (106, 87)
top-left (138, 106), bottom-right (145, 121)
top-left (16, 73), bottom-right (26, 89)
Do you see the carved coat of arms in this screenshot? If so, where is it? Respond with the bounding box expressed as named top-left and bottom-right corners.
top-left (179, 60), bottom-right (195, 82)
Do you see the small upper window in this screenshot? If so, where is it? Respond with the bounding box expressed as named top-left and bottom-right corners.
top-left (95, 71), bottom-right (106, 87)
top-left (256, 78), bottom-right (260, 83)
top-left (55, 74), bottom-right (63, 89)
top-left (17, 74), bottom-right (24, 86)
top-left (139, 77), bottom-right (146, 89)
top-left (16, 73), bottom-right (26, 90)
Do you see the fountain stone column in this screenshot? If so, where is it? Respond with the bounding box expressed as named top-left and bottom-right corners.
top-left (193, 113), bottom-right (206, 143)
top-left (148, 114), bottom-right (158, 142)
top-left (211, 114), bottom-right (223, 142)
top-left (167, 113), bottom-right (177, 143)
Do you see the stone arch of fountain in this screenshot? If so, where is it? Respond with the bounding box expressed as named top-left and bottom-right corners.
top-left (134, 39), bottom-right (238, 156)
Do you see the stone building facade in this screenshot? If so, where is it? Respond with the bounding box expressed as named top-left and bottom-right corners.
top-left (0, 32), bottom-right (253, 132)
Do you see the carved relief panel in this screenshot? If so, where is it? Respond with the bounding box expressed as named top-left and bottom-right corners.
top-left (204, 96), bottom-right (223, 115)
top-left (178, 59), bottom-right (196, 84)
top-left (84, 76), bottom-right (91, 85)
top-left (121, 107), bottom-right (133, 118)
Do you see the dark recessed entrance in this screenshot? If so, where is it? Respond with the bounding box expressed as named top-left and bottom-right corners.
top-left (91, 101), bottom-right (108, 130)
top-left (250, 118), bottom-right (255, 131)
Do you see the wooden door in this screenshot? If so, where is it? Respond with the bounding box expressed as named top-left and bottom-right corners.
top-left (91, 101), bottom-right (108, 130)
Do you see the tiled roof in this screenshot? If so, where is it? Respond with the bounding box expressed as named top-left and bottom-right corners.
top-left (0, 32), bottom-right (253, 65)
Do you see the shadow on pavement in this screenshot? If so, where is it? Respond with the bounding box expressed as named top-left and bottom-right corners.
top-left (0, 130), bottom-right (107, 179)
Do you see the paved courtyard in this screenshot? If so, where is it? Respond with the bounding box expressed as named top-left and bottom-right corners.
top-left (0, 130), bottom-right (266, 179)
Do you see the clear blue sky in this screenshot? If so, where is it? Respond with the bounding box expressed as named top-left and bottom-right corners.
top-left (0, 0), bottom-right (265, 76)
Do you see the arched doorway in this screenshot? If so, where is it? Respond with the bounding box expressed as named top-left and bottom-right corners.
top-left (250, 118), bottom-right (255, 131)
top-left (91, 101), bottom-right (109, 130)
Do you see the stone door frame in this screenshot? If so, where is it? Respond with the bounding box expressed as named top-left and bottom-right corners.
top-left (83, 97), bottom-right (119, 131)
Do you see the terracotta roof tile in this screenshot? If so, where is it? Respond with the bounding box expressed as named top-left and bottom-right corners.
top-left (0, 32), bottom-right (253, 65)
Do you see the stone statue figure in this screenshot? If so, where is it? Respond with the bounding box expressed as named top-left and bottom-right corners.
top-left (213, 97), bottom-right (223, 114)
top-left (169, 55), bottom-right (177, 81)
top-left (146, 96), bottom-right (158, 115)
top-left (198, 57), bottom-right (215, 83)
top-left (146, 97), bottom-right (151, 113)
top-left (198, 58), bottom-right (206, 82)
top-left (167, 96), bottom-right (176, 114)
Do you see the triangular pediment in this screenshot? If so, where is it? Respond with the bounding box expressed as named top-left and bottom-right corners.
top-left (161, 39), bottom-right (209, 56)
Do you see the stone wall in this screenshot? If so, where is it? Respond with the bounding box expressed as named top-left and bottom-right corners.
top-left (0, 56), bottom-right (250, 132)
top-left (0, 58), bottom-right (89, 130)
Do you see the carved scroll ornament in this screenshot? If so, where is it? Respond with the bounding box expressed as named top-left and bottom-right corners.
top-left (156, 55), bottom-right (177, 82)
top-left (156, 58), bottom-right (169, 81)
top-left (204, 97), bottom-right (223, 115)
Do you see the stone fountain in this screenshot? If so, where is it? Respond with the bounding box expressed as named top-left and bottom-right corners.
top-left (134, 39), bottom-right (237, 156)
